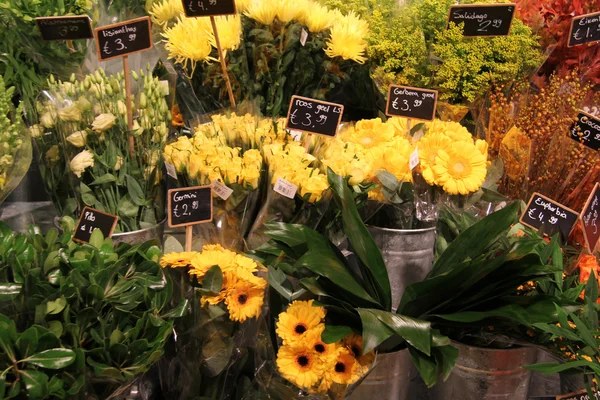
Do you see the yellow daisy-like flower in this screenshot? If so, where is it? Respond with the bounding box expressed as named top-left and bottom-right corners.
top-left (225, 279), bottom-right (265, 322)
top-left (431, 142), bottom-right (488, 195)
top-left (159, 252), bottom-right (198, 268)
top-left (276, 344), bottom-right (324, 390)
top-left (416, 132), bottom-right (452, 185)
top-left (299, 1), bottom-right (333, 32)
top-left (324, 11), bottom-right (368, 64)
top-left (245, 0), bottom-right (277, 25)
top-left (305, 326), bottom-right (339, 364)
top-left (276, 300), bottom-right (326, 345)
top-left (342, 334), bottom-right (375, 376)
top-left (150, 0), bottom-right (184, 27)
top-left (162, 17), bottom-right (214, 73)
top-left (342, 118), bottom-right (394, 148)
top-left (330, 347), bottom-right (361, 385)
top-left (208, 15), bottom-right (242, 52)
top-left (274, 0), bottom-right (301, 23)
top-left (426, 120), bottom-right (472, 143)
top-left (235, 0), bottom-right (252, 13)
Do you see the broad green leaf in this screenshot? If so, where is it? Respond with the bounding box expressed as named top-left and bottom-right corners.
top-left (409, 347), bottom-right (438, 388)
top-left (433, 345), bottom-right (459, 382)
top-left (585, 270), bottom-right (598, 304)
top-left (89, 229), bottom-right (104, 249)
top-left (268, 266), bottom-right (293, 301)
top-left (118, 195), bottom-right (139, 218)
top-left (202, 335), bottom-right (233, 376)
top-left (526, 361), bottom-right (600, 376)
top-left (0, 283), bottom-right (22, 300)
top-left (127, 175), bottom-right (146, 206)
top-left (161, 300), bottom-right (189, 319)
top-left (46, 297), bottom-right (67, 315)
top-left (22, 349), bottom-right (76, 369)
top-left (356, 309), bottom-right (395, 353)
top-left (321, 325), bottom-right (353, 344)
top-left (163, 235), bottom-right (184, 253)
top-left (16, 328), bottom-right (39, 359)
top-left (109, 329), bottom-right (125, 347)
top-left (0, 322), bottom-right (16, 362)
top-left (48, 321), bottom-right (63, 339)
top-left (90, 173), bottom-right (116, 185)
top-left (21, 370), bottom-right (49, 399)
top-left (203, 266), bottom-right (223, 294)
top-left (363, 308), bottom-right (432, 356)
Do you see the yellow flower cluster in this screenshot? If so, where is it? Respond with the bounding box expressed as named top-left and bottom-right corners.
top-left (324, 11), bottom-right (369, 64)
top-left (160, 244), bottom-right (267, 322)
top-left (207, 113), bottom-right (288, 150)
top-left (263, 142), bottom-right (329, 203)
top-left (275, 300), bottom-right (373, 392)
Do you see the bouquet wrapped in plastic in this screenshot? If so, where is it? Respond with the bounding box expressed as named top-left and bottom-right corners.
top-left (33, 66), bottom-right (170, 232)
top-left (158, 242), bottom-right (268, 399)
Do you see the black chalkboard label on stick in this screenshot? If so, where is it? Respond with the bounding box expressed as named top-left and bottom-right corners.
top-left (182, 0), bottom-right (236, 17)
top-left (520, 193), bottom-right (579, 240)
top-left (73, 207), bottom-right (118, 244)
top-left (447, 3), bottom-right (516, 37)
top-left (168, 186), bottom-right (213, 228)
top-left (95, 16), bottom-right (152, 61)
top-left (386, 85), bottom-right (438, 121)
top-left (285, 96), bottom-right (344, 137)
top-left (36, 16), bottom-right (93, 41)
top-left (580, 183), bottom-right (600, 253)
top-left (569, 111), bottom-right (600, 151)
top-left (568, 11), bottom-right (600, 47)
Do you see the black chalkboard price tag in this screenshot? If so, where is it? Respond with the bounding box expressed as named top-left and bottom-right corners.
top-left (520, 193), bottom-right (579, 240)
top-left (580, 183), bottom-right (600, 253)
top-left (168, 186), bottom-right (213, 228)
top-left (447, 3), bottom-right (516, 37)
top-left (182, 0), bottom-right (236, 17)
top-left (386, 85), bottom-right (438, 121)
top-left (286, 96), bottom-right (344, 137)
top-left (95, 16), bottom-right (152, 61)
top-left (568, 11), bottom-right (600, 47)
top-left (36, 16), bottom-right (93, 41)
top-left (73, 207), bottom-right (118, 244)
top-left (569, 111), bottom-right (600, 151)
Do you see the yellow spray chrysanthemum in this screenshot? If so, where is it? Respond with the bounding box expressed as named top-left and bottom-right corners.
top-left (276, 344), bottom-right (324, 389)
top-left (276, 300), bottom-right (326, 345)
top-left (208, 15), bottom-right (242, 52)
top-left (324, 11), bottom-right (368, 64)
top-left (431, 142), bottom-right (488, 195)
top-left (298, 1), bottom-right (333, 32)
top-left (235, 0), bottom-right (252, 13)
top-left (150, 0), bottom-right (184, 27)
top-left (159, 252), bottom-right (198, 268)
top-left (225, 278), bottom-right (265, 322)
top-left (274, 0), bottom-right (301, 23)
top-left (162, 17), bottom-right (214, 73)
top-left (245, 0), bottom-right (278, 25)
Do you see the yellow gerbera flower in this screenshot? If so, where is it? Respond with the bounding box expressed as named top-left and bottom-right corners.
top-left (342, 118), bottom-right (394, 148)
top-left (415, 132), bottom-right (452, 185)
top-left (342, 334), bottom-right (375, 375)
top-left (431, 142), bottom-right (488, 195)
top-left (426, 120), bottom-right (472, 143)
top-left (276, 344), bottom-right (324, 389)
top-left (245, 0), bottom-right (277, 25)
top-left (150, 0), bottom-right (183, 27)
top-left (276, 300), bottom-right (326, 345)
top-left (162, 17), bottom-right (214, 73)
top-left (324, 11), bottom-right (368, 64)
top-left (225, 279), bottom-right (264, 322)
top-left (159, 252), bottom-right (198, 268)
top-left (330, 347), bottom-right (361, 385)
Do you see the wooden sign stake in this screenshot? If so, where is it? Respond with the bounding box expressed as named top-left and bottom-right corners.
top-left (67, 40), bottom-right (75, 52)
top-left (210, 16), bottom-right (236, 108)
top-left (185, 225), bottom-right (193, 252)
top-left (407, 118), bottom-right (412, 136)
top-left (123, 55), bottom-right (135, 157)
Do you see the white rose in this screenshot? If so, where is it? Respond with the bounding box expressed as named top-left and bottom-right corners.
top-left (114, 155), bottom-right (124, 171)
top-left (40, 108), bottom-right (57, 128)
top-left (92, 113), bottom-right (116, 132)
top-left (78, 96), bottom-right (92, 112)
top-left (66, 131), bottom-right (88, 147)
top-left (58, 104), bottom-right (82, 122)
top-left (29, 124), bottom-right (43, 138)
top-left (69, 149), bottom-right (95, 178)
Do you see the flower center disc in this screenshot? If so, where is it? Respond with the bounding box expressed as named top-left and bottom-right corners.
top-left (238, 294), bottom-right (248, 304)
top-left (297, 355), bottom-right (310, 367)
top-left (315, 344), bottom-right (325, 353)
top-left (294, 324), bottom-right (307, 334)
top-left (335, 362), bottom-right (346, 373)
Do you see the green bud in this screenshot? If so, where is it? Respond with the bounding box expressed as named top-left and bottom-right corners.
top-left (84, 79), bottom-right (91, 90)
top-left (69, 73), bottom-right (76, 83)
top-left (49, 75), bottom-right (56, 84)
top-left (132, 71), bottom-right (139, 81)
top-left (139, 93), bottom-right (147, 109)
top-left (106, 85), bottom-right (113, 96)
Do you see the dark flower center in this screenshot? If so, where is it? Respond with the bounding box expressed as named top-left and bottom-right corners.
top-left (352, 346), bottom-right (361, 358)
top-left (315, 344), bottom-right (325, 353)
top-left (294, 324), bottom-right (307, 334)
top-left (238, 294), bottom-right (248, 304)
top-left (297, 355), bottom-right (310, 367)
top-left (335, 362), bottom-right (346, 373)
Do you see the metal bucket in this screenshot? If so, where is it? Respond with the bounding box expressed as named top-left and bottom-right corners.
top-left (112, 220), bottom-right (166, 246)
top-left (367, 226), bottom-right (436, 312)
top-left (348, 349), bottom-right (413, 400)
top-left (434, 342), bottom-right (538, 400)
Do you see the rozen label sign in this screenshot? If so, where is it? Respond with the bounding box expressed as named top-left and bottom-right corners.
top-left (73, 207), bottom-right (118, 244)
top-left (569, 111), bottom-right (600, 151)
top-left (286, 96), bottom-right (344, 137)
top-left (168, 186), bottom-right (213, 228)
top-left (520, 193), bottom-right (579, 240)
top-left (386, 85), bottom-right (438, 121)
top-left (36, 16), bottom-right (93, 41)
top-left (182, 0), bottom-right (236, 17)
top-left (447, 3), bottom-right (516, 37)
top-left (581, 183), bottom-right (600, 253)
top-left (568, 11), bottom-right (600, 47)
top-left (95, 17), bottom-right (152, 61)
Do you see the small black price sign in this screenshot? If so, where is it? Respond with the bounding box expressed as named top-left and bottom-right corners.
top-left (168, 186), bottom-right (213, 228)
top-left (182, 0), bottom-right (236, 17)
top-left (580, 183), bottom-right (600, 253)
top-left (386, 85), bottom-right (438, 121)
top-left (569, 111), bottom-right (600, 151)
top-left (36, 16), bottom-right (93, 41)
top-left (568, 11), bottom-right (600, 47)
top-left (520, 193), bottom-right (579, 240)
top-left (286, 96), bottom-right (344, 137)
top-left (73, 207), bottom-right (118, 244)
top-left (95, 16), bottom-right (152, 61)
top-left (447, 3), bottom-right (515, 37)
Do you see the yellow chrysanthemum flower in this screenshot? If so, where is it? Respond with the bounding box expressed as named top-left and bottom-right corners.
top-left (276, 344), bottom-right (324, 389)
top-left (274, 0), bottom-right (301, 23)
top-left (209, 15), bottom-right (242, 52)
top-left (276, 300), bottom-right (326, 345)
top-left (150, 0), bottom-right (184, 27)
top-left (299, 1), bottom-right (333, 32)
top-left (245, 0), bottom-right (277, 25)
top-left (235, 0), bottom-right (252, 13)
top-left (225, 279), bottom-right (265, 322)
top-left (431, 142), bottom-right (488, 195)
top-left (159, 252), bottom-right (198, 268)
top-left (162, 17), bottom-right (214, 73)
top-left (324, 11), bottom-right (368, 64)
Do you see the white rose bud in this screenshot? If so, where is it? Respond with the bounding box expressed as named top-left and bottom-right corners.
top-left (92, 113), bottom-right (117, 132)
top-left (58, 104), bottom-right (82, 122)
top-left (69, 149), bottom-right (95, 178)
top-left (78, 96), bottom-right (92, 112)
top-left (40, 109), bottom-right (57, 128)
top-left (117, 100), bottom-right (127, 116)
top-left (132, 120), bottom-right (144, 137)
top-left (29, 124), bottom-right (43, 138)
top-left (66, 131), bottom-right (88, 147)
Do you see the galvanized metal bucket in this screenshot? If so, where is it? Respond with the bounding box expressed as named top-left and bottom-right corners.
top-left (348, 349), bottom-right (413, 400)
top-left (433, 342), bottom-right (538, 400)
top-left (112, 220), bottom-right (166, 246)
top-left (367, 226), bottom-right (436, 311)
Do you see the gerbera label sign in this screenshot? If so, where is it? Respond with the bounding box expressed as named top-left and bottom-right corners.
top-left (580, 183), bottom-right (600, 253)
top-left (520, 193), bottom-right (579, 241)
top-left (73, 207), bottom-right (118, 244)
top-left (447, 3), bottom-right (516, 37)
top-left (568, 11), bottom-right (600, 47)
top-left (386, 85), bottom-right (438, 121)
top-left (168, 185), bottom-right (213, 228)
top-left (286, 96), bottom-right (344, 137)
top-left (95, 17), bottom-right (153, 61)
top-left (569, 111), bottom-right (600, 151)
top-left (182, 0), bottom-right (236, 17)
top-left (36, 16), bottom-right (93, 41)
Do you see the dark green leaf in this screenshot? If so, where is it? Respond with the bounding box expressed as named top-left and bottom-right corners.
top-left (90, 173), bottom-right (116, 185)
top-left (16, 328), bottom-right (39, 359)
top-left (322, 325), bottom-right (353, 344)
top-left (0, 283), bottom-right (22, 300)
top-left (203, 266), bottom-right (223, 294)
top-left (127, 175), bottom-right (146, 206)
top-left (21, 370), bottom-right (49, 399)
top-left (22, 349), bottom-right (76, 369)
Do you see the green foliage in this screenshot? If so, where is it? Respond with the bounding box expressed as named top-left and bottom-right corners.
top-left (0, 221), bottom-right (187, 399)
top-left (0, 76), bottom-right (27, 194)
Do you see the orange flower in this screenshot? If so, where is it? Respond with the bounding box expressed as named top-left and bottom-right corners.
top-left (578, 254), bottom-right (600, 303)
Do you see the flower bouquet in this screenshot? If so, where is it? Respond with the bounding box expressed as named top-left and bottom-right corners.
top-left (158, 242), bottom-right (267, 399)
top-left (34, 66), bottom-right (171, 233)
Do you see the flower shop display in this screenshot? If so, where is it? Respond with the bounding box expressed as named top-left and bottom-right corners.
top-left (158, 242), bottom-right (267, 399)
top-left (34, 66), bottom-right (171, 234)
top-left (0, 221), bottom-right (187, 399)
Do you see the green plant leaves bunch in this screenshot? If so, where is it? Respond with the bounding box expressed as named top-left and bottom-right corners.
top-left (0, 221), bottom-right (187, 399)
